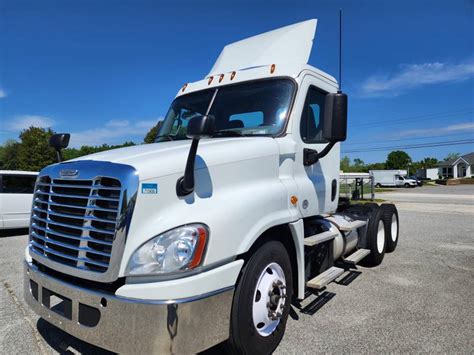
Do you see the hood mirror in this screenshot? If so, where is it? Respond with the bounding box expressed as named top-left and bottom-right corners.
top-left (176, 115), bottom-right (215, 197)
top-left (49, 133), bottom-right (70, 162)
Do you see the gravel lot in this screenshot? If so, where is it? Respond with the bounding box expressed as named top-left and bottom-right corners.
top-left (1, 185), bottom-right (473, 354)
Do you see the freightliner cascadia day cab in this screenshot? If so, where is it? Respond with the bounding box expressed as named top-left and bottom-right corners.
top-left (24, 19), bottom-right (400, 354)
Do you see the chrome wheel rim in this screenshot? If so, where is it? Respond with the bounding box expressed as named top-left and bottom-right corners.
top-left (391, 214), bottom-right (398, 242)
top-left (377, 220), bottom-right (385, 253)
top-left (252, 262), bottom-right (287, 337)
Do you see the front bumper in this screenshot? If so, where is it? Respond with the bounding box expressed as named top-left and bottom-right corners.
top-left (24, 262), bottom-right (234, 354)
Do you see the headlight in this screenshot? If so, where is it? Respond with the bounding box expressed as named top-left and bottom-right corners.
top-left (126, 224), bottom-right (208, 276)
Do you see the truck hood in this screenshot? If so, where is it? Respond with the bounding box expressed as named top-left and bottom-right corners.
top-left (70, 138), bottom-right (279, 181)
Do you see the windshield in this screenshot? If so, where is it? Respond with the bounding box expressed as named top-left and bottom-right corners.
top-left (156, 78), bottom-right (295, 141)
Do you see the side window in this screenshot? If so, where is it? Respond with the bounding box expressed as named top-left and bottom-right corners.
top-left (1, 175), bottom-right (36, 194)
top-left (300, 86), bottom-right (327, 143)
top-left (228, 111), bottom-right (264, 129)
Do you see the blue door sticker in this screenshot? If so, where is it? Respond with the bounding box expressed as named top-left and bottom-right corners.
top-left (142, 183), bottom-right (158, 194)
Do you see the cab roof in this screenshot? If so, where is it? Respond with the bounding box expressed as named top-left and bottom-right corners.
top-left (176, 19), bottom-right (338, 97)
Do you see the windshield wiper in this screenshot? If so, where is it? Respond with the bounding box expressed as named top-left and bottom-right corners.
top-left (212, 130), bottom-right (245, 137)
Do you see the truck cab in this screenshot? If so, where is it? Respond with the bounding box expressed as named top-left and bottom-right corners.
top-left (24, 19), bottom-right (400, 354)
top-left (395, 174), bottom-right (418, 187)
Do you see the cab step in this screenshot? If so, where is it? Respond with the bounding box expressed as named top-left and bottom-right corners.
top-left (304, 231), bottom-right (339, 246)
top-left (339, 220), bottom-right (366, 232)
top-left (306, 266), bottom-right (345, 290)
top-left (344, 248), bottom-right (370, 265)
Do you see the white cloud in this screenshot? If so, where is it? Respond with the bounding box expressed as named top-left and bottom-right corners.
top-left (0, 87), bottom-right (6, 99)
top-left (360, 59), bottom-right (474, 97)
top-left (69, 118), bottom-right (161, 147)
top-left (106, 119), bottom-right (130, 128)
top-left (8, 115), bottom-right (54, 131)
top-left (398, 121), bottom-right (474, 137)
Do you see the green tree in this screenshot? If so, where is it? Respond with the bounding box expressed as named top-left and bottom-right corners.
top-left (340, 156), bottom-right (350, 171)
top-left (0, 139), bottom-right (21, 170)
top-left (64, 142), bottom-right (136, 160)
top-left (385, 150), bottom-right (412, 170)
top-left (144, 121), bottom-right (163, 143)
top-left (367, 162), bottom-right (386, 170)
top-left (17, 127), bottom-right (57, 171)
top-left (420, 157), bottom-right (438, 168)
top-left (444, 153), bottom-right (460, 161)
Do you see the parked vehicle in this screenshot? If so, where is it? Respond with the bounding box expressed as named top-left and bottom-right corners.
top-left (370, 169), bottom-right (417, 188)
top-left (416, 167), bottom-right (438, 180)
top-left (408, 175), bottom-right (423, 187)
top-left (24, 19), bottom-right (400, 354)
top-left (0, 171), bottom-right (38, 229)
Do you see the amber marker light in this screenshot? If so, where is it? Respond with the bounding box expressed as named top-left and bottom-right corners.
top-left (219, 74), bottom-right (225, 83)
top-left (230, 71), bottom-right (236, 80)
top-left (188, 227), bottom-right (208, 269)
top-left (181, 83), bottom-right (188, 92)
top-left (208, 76), bottom-right (214, 85)
top-left (270, 64), bottom-right (276, 74)
top-left (290, 196), bottom-right (298, 205)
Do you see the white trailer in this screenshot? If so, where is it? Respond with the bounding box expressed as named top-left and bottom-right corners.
top-left (416, 167), bottom-right (438, 180)
top-left (370, 169), bottom-right (417, 188)
top-left (24, 19), bottom-right (400, 354)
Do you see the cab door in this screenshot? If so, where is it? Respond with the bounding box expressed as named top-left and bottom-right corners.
top-left (292, 74), bottom-right (340, 217)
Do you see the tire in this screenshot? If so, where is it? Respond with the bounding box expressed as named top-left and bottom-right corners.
top-left (375, 183), bottom-right (382, 188)
top-left (227, 241), bottom-right (293, 354)
top-left (404, 183), bottom-right (410, 188)
top-left (381, 204), bottom-right (399, 253)
top-left (360, 208), bottom-right (386, 267)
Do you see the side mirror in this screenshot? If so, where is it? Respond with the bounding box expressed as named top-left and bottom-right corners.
top-left (186, 115), bottom-right (215, 139)
top-left (177, 115), bottom-right (215, 197)
top-left (49, 133), bottom-right (70, 162)
top-left (323, 92), bottom-right (347, 142)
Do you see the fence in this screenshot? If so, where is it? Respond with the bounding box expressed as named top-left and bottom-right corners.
top-left (339, 173), bottom-right (374, 201)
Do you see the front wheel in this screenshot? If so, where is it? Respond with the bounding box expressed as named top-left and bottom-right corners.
top-left (404, 183), bottom-right (410, 188)
top-left (227, 241), bottom-right (293, 354)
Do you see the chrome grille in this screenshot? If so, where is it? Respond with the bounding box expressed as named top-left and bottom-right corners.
top-left (30, 176), bottom-right (122, 273)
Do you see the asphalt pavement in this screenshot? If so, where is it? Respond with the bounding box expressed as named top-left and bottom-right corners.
top-left (1, 185), bottom-right (473, 354)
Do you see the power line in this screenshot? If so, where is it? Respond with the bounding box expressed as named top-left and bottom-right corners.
top-left (342, 139), bottom-right (474, 154)
top-left (349, 109), bottom-right (473, 128)
top-left (344, 132), bottom-right (474, 146)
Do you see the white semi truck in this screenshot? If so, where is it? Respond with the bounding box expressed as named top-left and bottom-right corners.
top-left (24, 19), bottom-right (400, 354)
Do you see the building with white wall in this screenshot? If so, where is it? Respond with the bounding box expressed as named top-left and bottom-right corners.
top-left (438, 152), bottom-right (474, 179)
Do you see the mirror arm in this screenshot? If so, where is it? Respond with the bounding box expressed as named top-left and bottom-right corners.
top-left (303, 141), bottom-right (336, 166)
top-left (176, 138), bottom-right (200, 196)
top-left (56, 150), bottom-right (63, 163)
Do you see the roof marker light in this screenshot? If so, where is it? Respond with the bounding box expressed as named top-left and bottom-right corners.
top-left (230, 71), bottom-right (236, 80)
top-left (208, 76), bottom-right (214, 85)
top-left (270, 64), bottom-right (276, 74)
top-left (219, 74), bottom-right (224, 83)
top-left (181, 83), bottom-right (188, 92)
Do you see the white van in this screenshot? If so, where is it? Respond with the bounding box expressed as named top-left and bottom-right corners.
top-left (0, 171), bottom-right (38, 229)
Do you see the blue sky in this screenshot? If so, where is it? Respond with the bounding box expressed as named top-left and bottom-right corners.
top-left (1, 0), bottom-right (473, 163)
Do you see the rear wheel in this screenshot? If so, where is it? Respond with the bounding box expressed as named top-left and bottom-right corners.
top-left (227, 241), bottom-right (293, 354)
top-left (361, 208), bottom-right (386, 267)
top-left (381, 204), bottom-right (399, 252)
top-left (375, 183), bottom-right (382, 188)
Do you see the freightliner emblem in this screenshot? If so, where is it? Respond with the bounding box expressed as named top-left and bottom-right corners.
top-left (60, 169), bottom-right (79, 177)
